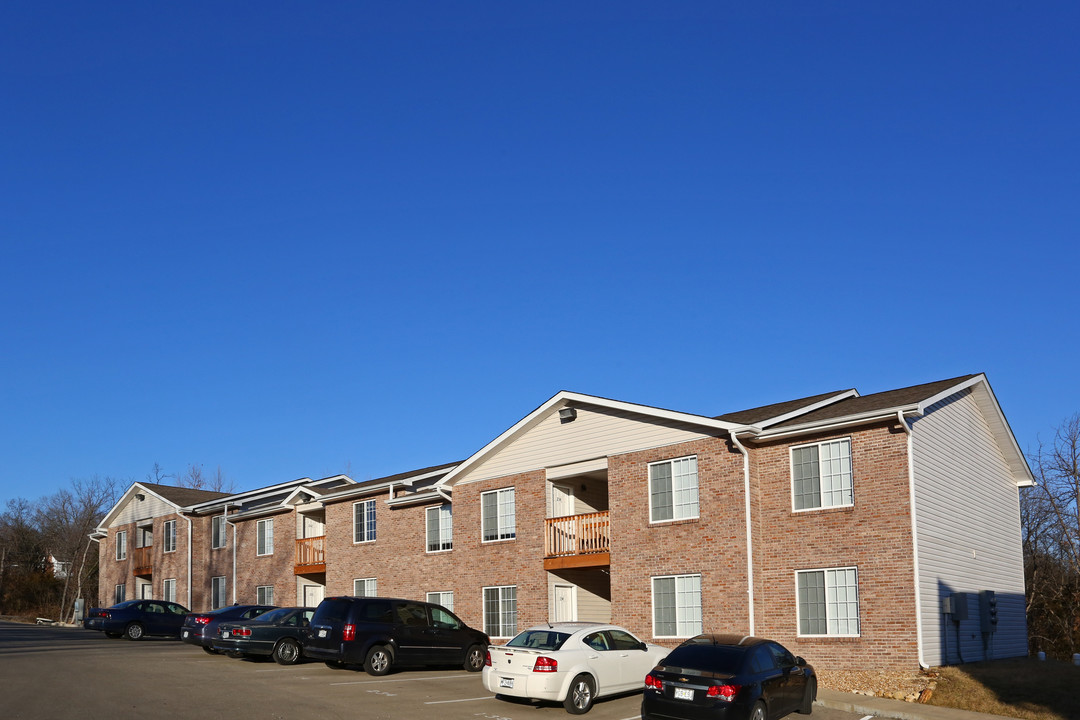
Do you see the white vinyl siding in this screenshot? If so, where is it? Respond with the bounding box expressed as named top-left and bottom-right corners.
top-left (797, 567), bottom-right (860, 636)
top-left (257, 518), bottom-right (274, 556)
top-left (652, 574), bottom-right (702, 638)
top-left (163, 520), bottom-right (176, 553)
top-left (481, 488), bottom-right (515, 542)
top-left (792, 438), bottom-right (853, 510)
top-left (353, 578), bottom-right (377, 597)
top-left (426, 504), bottom-right (453, 552)
top-left (257, 586), bottom-right (274, 605)
top-left (483, 585), bottom-right (517, 637)
top-left (211, 577), bottom-right (226, 610)
top-left (911, 387), bottom-right (1029, 665)
top-left (115, 530), bottom-right (127, 561)
top-left (212, 516), bottom-right (226, 549)
top-left (427, 591), bottom-right (454, 611)
top-left (354, 500), bottom-right (376, 543)
top-left (649, 456), bottom-right (699, 522)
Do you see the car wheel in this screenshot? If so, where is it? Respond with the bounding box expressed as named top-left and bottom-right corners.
top-left (463, 644), bottom-right (485, 672)
top-left (124, 623), bottom-right (144, 641)
top-left (750, 700), bottom-right (767, 720)
top-left (798, 678), bottom-right (816, 714)
top-left (104, 631), bottom-right (122, 639)
top-left (202, 646), bottom-right (219, 655)
top-left (273, 638), bottom-right (302, 666)
top-left (364, 645), bottom-right (392, 676)
top-left (563, 674), bottom-right (595, 714)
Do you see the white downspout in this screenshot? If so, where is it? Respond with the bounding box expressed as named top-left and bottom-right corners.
top-left (898, 410), bottom-right (930, 669)
top-left (729, 430), bottom-right (756, 636)
top-left (182, 513), bottom-right (193, 609)
top-left (223, 505), bottom-right (237, 605)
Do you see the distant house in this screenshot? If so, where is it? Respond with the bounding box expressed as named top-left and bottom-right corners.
top-left (92, 373), bottom-right (1030, 670)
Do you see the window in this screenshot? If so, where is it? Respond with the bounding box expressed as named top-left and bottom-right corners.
top-left (792, 438), bottom-right (853, 510)
top-left (115, 530), bottom-right (127, 561)
top-left (797, 567), bottom-right (860, 636)
top-left (426, 504), bottom-right (453, 552)
top-left (483, 585), bottom-right (517, 637)
top-left (163, 520), bottom-right (176, 553)
top-left (353, 578), bottom-right (377, 597)
top-left (211, 576), bottom-right (227, 610)
top-left (257, 585), bottom-right (274, 605)
top-left (257, 518), bottom-right (274, 556)
top-left (649, 456), bottom-right (699, 522)
top-left (481, 488), bottom-right (516, 542)
top-left (354, 500), bottom-right (376, 543)
top-left (114, 584), bottom-right (126, 604)
top-left (162, 578), bottom-right (176, 603)
top-left (652, 574), bottom-right (702, 638)
top-left (427, 591), bottom-right (454, 611)
top-left (212, 515), bottom-right (226, 549)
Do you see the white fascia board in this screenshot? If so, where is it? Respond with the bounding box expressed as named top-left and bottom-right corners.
top-left (753, 408), bottom-right (920, 441)
top-left (386, 489), bottom-right (444, 507)
top-left (226, 505), bottom-right (294, 522)
top-left (752, 390), bottom-right (861, 428)
top-left (965, 376), bottom-right (1035, 487)
top-left (184, 478), bottom-right (322, 513)
top-left (317, 466), bottom-right (455, 504)
top-left (434, 391), bottom-right (741, 489)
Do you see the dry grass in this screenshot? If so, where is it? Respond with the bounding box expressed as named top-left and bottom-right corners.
top-left (928, 658), bottom-right (1079, 720)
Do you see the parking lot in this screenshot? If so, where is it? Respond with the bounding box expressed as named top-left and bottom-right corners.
top-left (1, 621), bottom-right (860, 720)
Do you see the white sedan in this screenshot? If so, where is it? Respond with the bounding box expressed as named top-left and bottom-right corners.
top-left (483, 622), bottom-right (670, 714)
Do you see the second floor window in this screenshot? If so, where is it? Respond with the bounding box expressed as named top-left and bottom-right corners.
top-left (257, 518), bottom-right (274, 556)
top-left (426, 504), bottom-right (453, 552)
top-left (163, 520), bottom-right (176, 553)
top-left (212, 515), bottom-right (226, 549)
top-left (481, 488), bottom-right (516, 542)
top-left (649, 456), bottom-right (699, 523)
top-left (115, 530), bottom-right (127, 561)
top-left (354, 500), bottom-right (376, 543)
top-left (792, 438), bottom-right (853, 510)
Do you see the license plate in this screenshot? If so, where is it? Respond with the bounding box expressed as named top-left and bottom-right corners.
top-left (222, 631), bottom-right (230, 638)
top-left (182, 630), bottom-right (189, 638)
top-left (674, 687), bottom-right (694, 701)
top-left (318, 629), bottom-right (327, 638)
top-left (499, 677), bottom-right (514, 688)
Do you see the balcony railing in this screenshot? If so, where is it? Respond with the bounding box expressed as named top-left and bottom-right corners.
top-left (132, 546), bottom-right (153, 576)
top-left (295, 536), bottom-right (326, 574)
top-left (544, 511), bottom-right (610, 558)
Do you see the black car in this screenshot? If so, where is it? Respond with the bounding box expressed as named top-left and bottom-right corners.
top-left (641, 634), bottom-right (816, 720)
top-left (214, 606), bottom-right (316, 665)
top-left (180, 604), bottom-right (276, 653)
top-left (83, 599), bottom-right (190, 640)
top-left (302, 596), bottom-right (489, 675)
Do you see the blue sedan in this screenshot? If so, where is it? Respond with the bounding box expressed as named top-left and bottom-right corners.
top-left (84, 599), bottom-right (190, 640)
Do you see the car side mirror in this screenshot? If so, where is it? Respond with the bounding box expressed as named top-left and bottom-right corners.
top-left (795, 656), bottom-right (806, 667)
top-left (637, 642), bottom-right (648, 651)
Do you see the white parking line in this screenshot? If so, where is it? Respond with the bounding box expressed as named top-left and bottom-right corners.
top-left (330, 674), bottom-right (474, 686)
top-left (424, 696), bottom-right (495, 704)
top-left (860, 716), bottom-right (876, 720)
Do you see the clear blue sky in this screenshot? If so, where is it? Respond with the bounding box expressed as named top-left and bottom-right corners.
top-left (2, 2), bottom-right (1077, 502)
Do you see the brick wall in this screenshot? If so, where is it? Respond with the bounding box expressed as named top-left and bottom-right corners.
top-left (232, 511), bottom-right (297, 606)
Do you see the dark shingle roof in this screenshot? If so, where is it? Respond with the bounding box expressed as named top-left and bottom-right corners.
top-left (359, 461), bottom-right (461, 486)
top-left (140, 482), bottom-right (232, 507)
top-left (715, 389), bottom-right (855, 425)
top-left (767, 374), bottom-right (978, 429)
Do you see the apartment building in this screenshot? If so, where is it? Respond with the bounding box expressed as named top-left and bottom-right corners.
top-left (93, 373), bottom-right (1031, 670)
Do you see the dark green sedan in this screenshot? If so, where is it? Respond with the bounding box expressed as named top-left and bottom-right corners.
top-left (214, 606), bottom-right (316, 665)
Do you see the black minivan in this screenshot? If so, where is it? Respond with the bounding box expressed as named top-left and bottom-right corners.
top-left (302, 596), bottom-right (490, 675)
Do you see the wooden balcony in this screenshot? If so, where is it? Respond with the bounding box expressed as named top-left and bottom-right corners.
top-left (544, 511), bottom-right (610, 570)
top-left (132, 546), bottom-right (153, 576)
top-left (295, 535), bottom-right (326, 575)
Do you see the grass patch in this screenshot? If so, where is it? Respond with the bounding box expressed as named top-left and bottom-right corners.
top-left (930, 658), bottom-right (1079, 720)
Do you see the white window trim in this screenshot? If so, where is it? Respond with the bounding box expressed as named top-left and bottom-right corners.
top-left (353, 578), bottom-right (377, 597)
top-left (257, 585), bottom-right (274, 605)
top-left (651, 573), bottom-right (703, 639)
top-left (648, 455), bottom-right (700, 524)
top-left (353, 499), bottom-right (377, 544)
top-left (790, 437), bottom-right (854, 512)
top-left (114, 583), bottom-right (126, 604)
top-left (481, 487), bottom-right (516, 543)
top-left (426, 591), bottom-right (454, 611)
top-left (211, 576), bottom-right (227, 610)
top-left (256, 518), bottom-right (274, 556)
top-left (115, 530), bottom-right (127, 561)
top-left (426, 504), bottom-right (453, 553)
top-left (162, 578), bottom-right (176, 603)
top-left (212, 515), bottom-right (226, 550)
top-left (483, 584), bottom-right (517, 638)
top-left (163, 520), bottom-right (177, 554)
top-left (795, 566), bottom-right (861, 638)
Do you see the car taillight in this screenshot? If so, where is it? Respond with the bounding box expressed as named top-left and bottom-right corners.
top-left (232, 627), bottom-right (251, 637)
top-left (194, 616), bottom-right (211, 625)
top-left (484, 650), bottom-right (492, 667)
top-left (644, 674), bottom-right (663, 690)
top-left (532, 656), bottom-right (558, 673)
top-left (707, 684), bottom-right (740, 702)
top-left (100, 611), bottom-right (111, 619)
top-left (343, 624), bottom-right (356, 642)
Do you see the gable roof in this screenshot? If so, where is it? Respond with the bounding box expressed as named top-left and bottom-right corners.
top-left (138, 482), bottom-right (231, 507)
top-left (716, 389), bottom-right (858, 427)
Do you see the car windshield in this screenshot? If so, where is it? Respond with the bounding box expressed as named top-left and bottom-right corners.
top-left (253, 608), bottom-right (294, 624)
top-left (663, 644), bottom-right (746, 673)
top-left (506, 630), bottom-right (571, 651)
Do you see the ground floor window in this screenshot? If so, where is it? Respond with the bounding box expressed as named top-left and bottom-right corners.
top-left (797, 566), bottom-right (860, 636)
top-left (114, 583), bottom-right (126, 604)
top-left (354, 578), bottom-right (377, 597)
top-left (483, 585), bottom-right (517, 637)
top-left (427, 591), bottom-right (454, 611)
top-left (162, 578), bottom-right (176, 603)
top-left (257, 585), bottom-right (274, 605)
top-left (652, 573), bottom-right (702, 638)
top-left (211, 576), bottom-right (226, 609)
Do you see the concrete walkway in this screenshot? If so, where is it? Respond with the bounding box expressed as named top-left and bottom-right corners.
top-left (818, 689), bottom-right (1017, 720)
